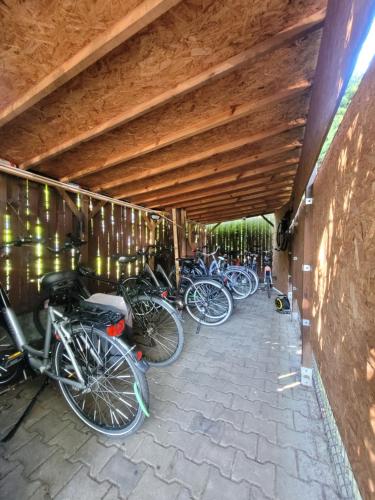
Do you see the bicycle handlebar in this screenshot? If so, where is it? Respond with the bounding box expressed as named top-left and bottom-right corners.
top-left (0, 236), bottom-right (43, 250)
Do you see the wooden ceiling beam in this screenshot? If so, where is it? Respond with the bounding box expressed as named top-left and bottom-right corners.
top-left (128, 159), bottom-right (298, 205)
top-left (194, 203), bottom-right (286, 223)
top-left (99, 119), bottom-right (305, 192)
top-left (60, 82), bottom-right (309, 183)
top-left (20, 6), bottom-right (325, 173)
top-left (165, 179), bottom-right (295, 209)
top-left (0, 0), bottom-right (181, 129)
top-left (188, 195), bottom-right (291, 217)
top-left (185, 187), bottom-right (293, 212)
top-left (106, 141), bottom-right (301, 197)
top-left (148, 176), bottom-right (295, 209)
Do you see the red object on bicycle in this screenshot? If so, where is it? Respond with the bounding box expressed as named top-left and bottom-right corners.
top-left (106, 318), bottom-right (125, 337)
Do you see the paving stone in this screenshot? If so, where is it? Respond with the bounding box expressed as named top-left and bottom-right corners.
top-left (55, 466), bottom-right (111, 500)
top-left (231, 394), bottom-right (262, 415)
top-left (164, 449), bottom-right (211, 499)
top-left (232, 450), bottom-right (276, 499)
top-left (243, 412), bottom-right (277, 443)
top-left (2, 425), bottom-right (37, 458)
top-left (0, 454), bottom-right (18, 479)
top-left (293, 411), bottom-right (325, 436)
top-left (209, 403), bottom-right (245, 430)
top-left (202, 467), bottom-right (251, 500)
top-left (0, 464), bottom-right (42, 499)
top-left (48, 421), bottom-right (91, 457)
top-left (69, 435), bottom-right (118, 476)
top-left (259, 403), bottom-right (295, 428)
top-left (188, 413), bottom-right (225, 442)
top-left (296, 450), bottom-right (337, 488)
top-left (193, 437), bottom-right (237, 478)
top-left (128, 467), bottom-right (183, 500)
top-left (102, 485), bottom-right (121, 500)
top-left (257, 436), bottom-right (297, 477)
top-left (132, 434), bottom-right (175, 474)
top-left (277, 423), bottom-right (317, 459)
top-left (276, 467), bottom-right (324, 500)
top-left (29, 449), bottom-right (81, 497)
top-left (98, 450), bottom-right (147, 498)
top-left (220, 422), bottom-right (257, 459)
top-left (28, 410), bottom-right (70, 442)
top-left (9, 434), bottom-right (58, 477)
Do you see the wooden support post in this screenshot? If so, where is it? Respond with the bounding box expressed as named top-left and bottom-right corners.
top-left (180, 209), bottom-right (187, 258)
top-left (301, 185), bottom-right (314, 386)
top-left (172, 208), bottom-right (180, 285)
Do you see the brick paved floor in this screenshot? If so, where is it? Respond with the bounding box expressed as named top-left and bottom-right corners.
top-left (0, 292), bottom-right (340, 499)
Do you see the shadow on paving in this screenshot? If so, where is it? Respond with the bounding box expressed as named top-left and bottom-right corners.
top-left (0, 292), bottom-right (340, 500)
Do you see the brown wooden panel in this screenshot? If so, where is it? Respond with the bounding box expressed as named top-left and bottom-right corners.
top-left (292, 0), bottom-right (375, 206)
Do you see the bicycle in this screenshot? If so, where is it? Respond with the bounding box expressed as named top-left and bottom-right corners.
top-left (130, 248), bottom-right (234, 327)
top-left (34, 237), bottom-right (183, 368)
top-left (0, 238), bottom-right (150, 437)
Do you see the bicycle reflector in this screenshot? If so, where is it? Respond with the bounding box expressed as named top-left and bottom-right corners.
top-left (161, 290), bottom-right (168, 299)
top-left (136, 351), bottom-right (143, 361)
top-left (106, 318), bottom-right (125, 337)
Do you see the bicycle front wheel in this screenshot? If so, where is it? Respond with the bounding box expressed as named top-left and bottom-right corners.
top-left (224, 269), bottom-right (253, 299)
top-left (53, 324), bottom-right (148, 437)
top-left (184, 278), bottom-right (233, 326)
top-left (131, 295), bottom-right (184, 367)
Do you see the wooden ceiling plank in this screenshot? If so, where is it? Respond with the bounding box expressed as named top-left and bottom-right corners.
top-left (195, 204), bottom-right (287, 223)
top-left (99, 119), bottom-right (305, 192)
top-left (0, 0), bottom-right (181, 129)
top-left (188, 195), bottom-right (291, 217)
top-left (148, 176), bottom-right (295, 208)
top-left (105, 141), bottom-right (301, 197)
top-left (21, 7), bottom-right (324, 173)
top-left (128, 159), bottom-right (298, 205)
top-left (57, 82), bottom-right (309, 182)
top-left (186, 188), bottom-right (293, 212)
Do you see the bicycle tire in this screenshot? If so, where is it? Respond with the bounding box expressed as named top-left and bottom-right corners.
top-left (184, 278), bottom-right (233, 326)
top-left (130, 295), bottom-right (184, 367)
top-left (53, 323), bottom-right (148, 437)
top-left (224, 269), bottom-right (252, 300)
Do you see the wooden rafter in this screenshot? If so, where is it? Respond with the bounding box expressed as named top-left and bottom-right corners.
top-left (59, 82), bottom-right (309, 183)
top-left (129, 159), bottom-right (298, 205)
top-left (19, 7), bottom-right (325, 173)
top-left (106, 141), bottom-right (301, 198)
top-left (99, 119), bottom-right (305, 193)
top-left (194, 203), bottom-right (286, 223)
top-left (0, 0), bottom-right (181, 129)
top-left (185, 187), bottom-right (293, 212)
top-left (158, 176), bottom-right (295, 208)
top-left (188, 195), bottom-right (291, 218)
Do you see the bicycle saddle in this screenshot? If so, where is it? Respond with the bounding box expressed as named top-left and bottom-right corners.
top-left (40, 270), bottom-right (80, 291)
top-left (112, 254), bottom-right (138, 264)
top-left (176, 257), bottom-right (195, 263)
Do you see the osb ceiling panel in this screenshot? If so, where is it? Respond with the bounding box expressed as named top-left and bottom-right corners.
top-left (0, 0), bottom-right (325, 164)
top-left (76, 126), bottom-right (304, 191)
top-left (0, 0), bottom-right (143, 109)
top-left (36, 92), bottom-right (309, 186)
top-left (26, 31), bottom-right (320, 180)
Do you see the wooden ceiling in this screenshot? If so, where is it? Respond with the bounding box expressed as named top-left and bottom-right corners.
top-left (0, 0), bottom-right (327, 224)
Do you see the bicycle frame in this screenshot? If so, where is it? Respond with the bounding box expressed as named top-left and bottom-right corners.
top-left (0, 281), bottom-right (87, 390)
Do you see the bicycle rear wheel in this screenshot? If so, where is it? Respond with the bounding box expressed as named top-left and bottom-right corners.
top-left (184, 278), bottom-right (233, 326)
top-left (131, 295), bottom-right (184, 367)
top-left (53, 323), bottom-right (148, 437)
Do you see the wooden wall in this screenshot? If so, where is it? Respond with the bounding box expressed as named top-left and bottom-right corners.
top-left (0, 173), bottom-right (172, 313)
top-left (291, 60), bottom-right (375, 499)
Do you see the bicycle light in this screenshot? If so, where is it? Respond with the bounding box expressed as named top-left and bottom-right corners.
top-left (106, 318), bottom-right (125, 337)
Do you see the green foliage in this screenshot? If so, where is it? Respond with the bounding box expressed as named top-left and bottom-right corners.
top-left (316, 75), bottom-right (361, 168)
